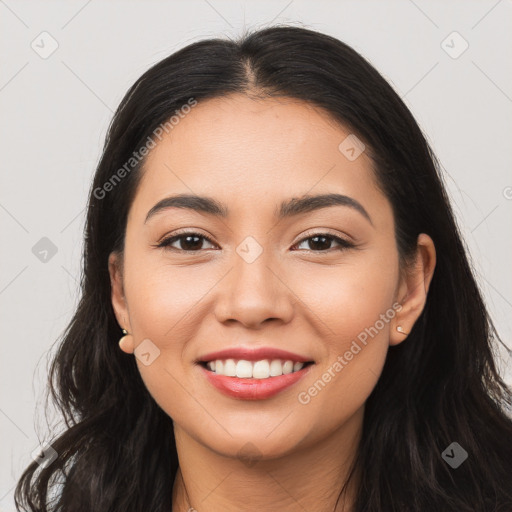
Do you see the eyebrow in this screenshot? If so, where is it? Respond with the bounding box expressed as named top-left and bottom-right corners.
top-left (144, 193), bottom-right (373, 226)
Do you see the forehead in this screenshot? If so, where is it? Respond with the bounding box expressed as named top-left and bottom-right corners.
top-left (131, 94), bottom-right (391, 227)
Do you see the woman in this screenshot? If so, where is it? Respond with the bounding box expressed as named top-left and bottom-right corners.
top-left (15, 25), bottom-right (512, 511)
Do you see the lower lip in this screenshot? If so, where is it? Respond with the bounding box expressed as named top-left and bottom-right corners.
top-left (199, 364), bottom-right (313, 400)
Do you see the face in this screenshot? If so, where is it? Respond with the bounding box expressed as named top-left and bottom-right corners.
top-left (109, 93), bottom-right (434, 459)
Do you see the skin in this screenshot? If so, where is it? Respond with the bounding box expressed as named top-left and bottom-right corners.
top-left (109, 93), bottom-right (436, 512)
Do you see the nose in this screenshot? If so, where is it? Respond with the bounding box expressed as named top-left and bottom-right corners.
top-left (213, 249), bottom-right (295, 329)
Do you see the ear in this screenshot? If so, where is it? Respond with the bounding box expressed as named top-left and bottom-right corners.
top-left (390, 233), bottom-right (436, 346)
top-left (108, 251), bottom-right (134, 354)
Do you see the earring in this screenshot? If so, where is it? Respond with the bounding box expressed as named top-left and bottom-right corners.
top-left (119, 328), bottom-right (133, 352)
top-left (396, 325), bottom-right (409, 335)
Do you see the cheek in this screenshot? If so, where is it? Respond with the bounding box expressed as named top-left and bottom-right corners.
top-left (293, 270), bottom-right (393, 432)
top-left (122, 256), bottom-right (203, 420)
top-left (122, 255), bottom-right (219, 408)
top-left (290, 254), bottom-right (397, 418)
top-left (123, 253), bottom-right (211, 342)
top-left (295, 340), bottom-right (387, 441)
top-left (290, 252), bottom-right (399, 344)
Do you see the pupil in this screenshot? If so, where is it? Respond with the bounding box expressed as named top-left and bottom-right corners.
top-left (309, 235), bottom-right (330, 251)
top-left (182, 235), bottom-right (202, 250)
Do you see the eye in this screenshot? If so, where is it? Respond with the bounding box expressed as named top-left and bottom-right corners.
top-left (292, 233), bottom-right (355, 252)
top-left (156, 232), bottom-right (217, 252)
top-left (155, 231), bottom-right (355, 253)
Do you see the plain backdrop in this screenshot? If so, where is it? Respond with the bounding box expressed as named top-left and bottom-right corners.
top-left (1, 1), bottom-right (511, 509)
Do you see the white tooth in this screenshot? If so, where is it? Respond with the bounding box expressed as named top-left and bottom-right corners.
top-left (211, 359), bottom-right (304, 378)
top-left (269, 359), bottom-right (283, 376)
top-left (224, 359), bottom-right (237, 377)
top-left (282, 360), bottom-right (294, 374)
top-left (236, 360), bottom-right (253, 378)
top-left (253, 360), bottom-right (270, 379)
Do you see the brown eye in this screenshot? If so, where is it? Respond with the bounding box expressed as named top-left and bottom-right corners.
top-left (292, 234), bottom-right (354, 252)
top-left (157, 232), bottom-right (217, 252)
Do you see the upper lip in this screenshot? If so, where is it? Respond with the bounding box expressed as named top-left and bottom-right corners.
top-left (197, 347), bottom-right (314, 363)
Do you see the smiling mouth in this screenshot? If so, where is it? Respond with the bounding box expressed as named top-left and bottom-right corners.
top-left (198, 359), bottom-right (315, 379)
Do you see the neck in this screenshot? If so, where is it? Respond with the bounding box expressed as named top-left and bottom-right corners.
top-left (171, 407), bottom-right (363, 512)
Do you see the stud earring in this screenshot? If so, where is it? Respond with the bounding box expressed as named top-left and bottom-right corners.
top-left (396, 325), bottom-right (409, 335)
top-left (119, 328), bottom-right (133, 351)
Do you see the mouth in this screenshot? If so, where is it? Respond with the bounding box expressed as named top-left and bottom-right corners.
top-left (198, 359), bottom-right (315, 379)
top-left (195, 347), bottom-right (315, 399)
top-left (198, 358), bottom-right (315, 400)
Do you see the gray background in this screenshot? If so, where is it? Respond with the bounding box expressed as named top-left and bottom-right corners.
top-left (1, 0), bottom-right (511, 509)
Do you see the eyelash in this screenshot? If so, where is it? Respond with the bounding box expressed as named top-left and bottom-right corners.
top-left (155, 231), bottom-right (355, 253)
